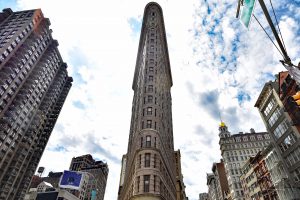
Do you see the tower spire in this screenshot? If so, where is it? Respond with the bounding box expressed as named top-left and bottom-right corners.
top-left (219, 121), bottom-right (230, 138)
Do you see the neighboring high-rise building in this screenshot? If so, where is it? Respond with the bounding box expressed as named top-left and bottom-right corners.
top-left (199, 193), bottom-right (208, 200)
top-left (0, 8), bottom-right (72, 199)
top-left (206, 173), bottom-right (218, 200)
top-left (211, 160), bottom-right (229, 200)
top-left (118, 2), bottom-right (180, 200)
top-left (70, 154), bottom-right (109, 200)
top-left (254, 72), bottom-right (300, 199)
top-left (218, 122), bottom-right (271, 200)
top-left (69, 154), bottom-right (95, 171)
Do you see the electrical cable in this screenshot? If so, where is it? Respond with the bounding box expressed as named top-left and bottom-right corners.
top-left (269, 0), bottom-right (287, 53)
top-left (252, 14), bottom-right (285, 59)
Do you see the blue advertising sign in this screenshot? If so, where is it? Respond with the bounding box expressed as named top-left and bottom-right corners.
top-left (59, 170), bottom-right (83, 190)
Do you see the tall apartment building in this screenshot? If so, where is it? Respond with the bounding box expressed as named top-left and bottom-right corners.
top-left (255, 72), bottom-right (300, 199)
top-left (70, 154), bottom-right (109, 200)
top-left (218, 122), bottom-right (271, 200)
top-left (0, 8), bottom-right (72, 199)
top-left (118, 2), bottom-right (180, 200)
top-left (211, 160), bottom-right (229, 200)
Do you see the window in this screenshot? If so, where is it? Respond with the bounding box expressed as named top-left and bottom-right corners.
top-left (141, 137), bottom-right (143, 147)
top-left (148, 85), bottom-right (153, 92)
top-left (145, 153), bottom-right (150, 167)
top-left (268, 107), bottom-right (281, 127)
top-left (139, 154), bottom-right (141, 168)
top-left (144, 175), bottom-right (150, 192)
top-left (264, 98), bottom-right (276, 116)
top-left (279, 132), bottom-right (297, 152)
top-left (148, 95), bottom-right (153, 103)
top-left (146, 136), bottom-right (151, 147)
top-left (146, 120), bottom-right (152, 128)
top-left (147, 107), bottom-right (152, 115)
top-left (273, 120), bottom-right (289, 139)
top-left (149, 67), bottom-right (154, 72)
top-left (154, 154), bottom-right (156, 168)
top-left (154, 175), bottom-right (156, 191)
top-left (149, 76), bottom-right (153, 82)
top-left (137, 176), bottom-right (140, 192)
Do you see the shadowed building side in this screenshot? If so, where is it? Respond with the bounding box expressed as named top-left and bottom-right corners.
top-left (0, 8), bottom-right (72, 199)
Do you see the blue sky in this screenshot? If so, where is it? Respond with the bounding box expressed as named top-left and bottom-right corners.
top-left (1, 0), bottom-right (300, 199)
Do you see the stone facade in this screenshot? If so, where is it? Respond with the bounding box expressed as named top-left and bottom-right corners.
top-left (207, 173), bottom-right (218, 200)
top-left (219, 123), bottom-right (271, 200)
top-left (118, 2), bottom-right (179, 200)
top-left (199, 193), bottom-right (208, 200)
top-left (0, 8), bottom-right (72, 199)
top-left (212, 161), bottom-right (229, 200)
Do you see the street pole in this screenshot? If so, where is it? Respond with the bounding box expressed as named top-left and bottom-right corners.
top-left (236, 0), bottom-right (300, 83)
top-left (257, 0), bottom-right (290, 63)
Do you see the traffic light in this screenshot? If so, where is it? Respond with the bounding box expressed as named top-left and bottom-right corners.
top-left (292, 91), bottom-right (300, 106)
top-left (287, 91), bottom-right (300, 112)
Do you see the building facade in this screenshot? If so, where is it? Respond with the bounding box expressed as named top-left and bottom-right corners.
top-left (199, 193), bottom-right (208, 200)
top-left (174, 150), bottom-right (188, 200)
top-left (118, 2), bottom-right (179, 200)
top-left (70, 154), bottom-right (109, 200)
top-left (0, 8), bottom-right (72, 199)
top-left (240, 152), bottom-right (279, 200)
top-left (207, 173), bottom-right (218, 200)
top-left (218, 123), bottom-right (271, 200)
top-left (212, 160), bottom-right (229, 200)
top-left (255, 72), bottom-right (300, 199)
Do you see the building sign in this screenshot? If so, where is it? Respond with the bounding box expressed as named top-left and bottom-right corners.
top-left (59, 170), bottom-right (83, 190)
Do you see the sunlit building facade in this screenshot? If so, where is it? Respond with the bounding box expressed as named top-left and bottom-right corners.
top-left (0, 8), bottom-right (72, 199)
top-left (218, 123), bottom-right (271, 200)
top-left (255, 72), bottom-right (300, 199)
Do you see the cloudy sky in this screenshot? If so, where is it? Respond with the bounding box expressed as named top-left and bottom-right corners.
top-left (1, 0), bottom-right (300, 199)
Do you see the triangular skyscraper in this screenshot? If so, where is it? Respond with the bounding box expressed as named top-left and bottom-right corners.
top-left (118, 2), bottom-right (179, 200)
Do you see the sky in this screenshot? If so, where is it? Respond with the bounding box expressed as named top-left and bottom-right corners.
top-left (1, 0), bottom-right (300, 199)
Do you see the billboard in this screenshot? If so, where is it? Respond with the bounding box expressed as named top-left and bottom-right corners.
top-left (59, 170), bottom-right (83, 190)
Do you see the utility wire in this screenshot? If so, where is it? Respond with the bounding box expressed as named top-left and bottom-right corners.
top-left (252, 14), bottom-right (285, 59)
top-left (269, 0), bottom-right (287, 53)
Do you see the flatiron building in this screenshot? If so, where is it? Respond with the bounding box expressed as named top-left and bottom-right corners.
top-left (0, 8), bottom-right (72, 199)
top-left (118, 2), bottom-right (178, 200)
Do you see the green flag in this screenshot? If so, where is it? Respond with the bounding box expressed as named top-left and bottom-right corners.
top-left (240, 0), bottom-right (257, 28)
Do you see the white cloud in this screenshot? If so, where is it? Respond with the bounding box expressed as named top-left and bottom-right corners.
top-left (10, 0), bottom-right (300, 199)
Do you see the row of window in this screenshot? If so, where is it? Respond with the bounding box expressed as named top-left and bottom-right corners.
top-left (286, 147), bottom-right (300, 167)
top-left (273, 119), bottom-right (289, 139)
top-left (141, 120), bottom-right (157, 130)
top-left (268, 107), bottom-right (282, 127)
top-left (223, 141), bottom-right (269, 150)
top-left (138, 153), bottom-right (158, 168)
top-left (140, 135), bottom-right (157, 148)
top-left (263, 98), bottom-right (276, 117)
